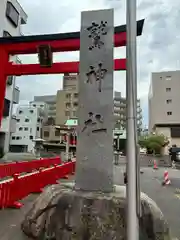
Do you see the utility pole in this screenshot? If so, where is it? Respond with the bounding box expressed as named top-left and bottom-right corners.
top-left (126, 0), bottom-right (139, 240)
top-left (65, 93), bottom-right (73, 161)
top-left (65, 127), bottom-right (70, 161)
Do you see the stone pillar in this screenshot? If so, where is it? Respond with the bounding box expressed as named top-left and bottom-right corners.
top-left (75, 9), bottom-right (114, 192)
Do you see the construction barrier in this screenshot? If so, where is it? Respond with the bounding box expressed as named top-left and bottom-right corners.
top-left (0, 157), bottom-right (61, 179)
top-left (0, 160), bottom-right (75, 208)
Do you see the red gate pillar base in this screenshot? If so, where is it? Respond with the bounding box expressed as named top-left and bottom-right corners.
top-left (62, 175), bottom-right (69, 179)
top-left (32, 188), bottom-right (43, 194)
top-left (9, 201), bottom-right (23, 209)
top-left (49, 179), bottom-right (59, 185)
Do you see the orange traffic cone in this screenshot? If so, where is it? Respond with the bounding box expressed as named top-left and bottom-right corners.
top-left (153, 159), bottom-right (158, 170)
top-left (162, 170), bottom-right (171, 186)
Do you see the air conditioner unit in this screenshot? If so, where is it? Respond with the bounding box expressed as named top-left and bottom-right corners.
top-left (6, 76), bottom-right (13, 85)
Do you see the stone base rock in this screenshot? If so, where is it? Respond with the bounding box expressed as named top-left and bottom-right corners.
top-left (21, 182), bottom-right (171, 240)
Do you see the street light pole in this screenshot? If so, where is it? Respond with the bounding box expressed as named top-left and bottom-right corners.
top-left (65, 126), bottom-right (70, 161)
top-left (65, 93), bottom-right (73, 161)
top-left (126, 0), bottom-right (139, 240)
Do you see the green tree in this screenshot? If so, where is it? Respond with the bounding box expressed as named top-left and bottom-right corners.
top-left (139, 134), bottom-right (169, 155)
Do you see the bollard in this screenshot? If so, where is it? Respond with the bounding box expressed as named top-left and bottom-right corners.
top-left (172, 161), bottom-right (176, 169)
top-left (162, 170), bottom-right (171, 186)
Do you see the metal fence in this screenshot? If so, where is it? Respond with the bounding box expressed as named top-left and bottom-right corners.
top-left (114, 153), bottom-right (172, 167)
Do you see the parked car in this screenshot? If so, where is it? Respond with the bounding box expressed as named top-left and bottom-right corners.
top-left (169, 147), bottom-right (180, 162)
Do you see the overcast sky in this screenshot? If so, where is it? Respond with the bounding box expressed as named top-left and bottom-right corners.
top-left (17, 0), bottom-right (180, 126)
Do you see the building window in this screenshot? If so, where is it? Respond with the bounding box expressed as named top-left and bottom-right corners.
top-left (25, 118), bottom-right (29, 122)
top-left (33, 104), bottom-right (36, 107)
top-left (66, 102), bottom-right (71, 108)
top-left (37, 118), bottom-right (40, 122)
top-left (6, 1), bottom-right (19, 27)
top-left (19, 110), bottom-right (23, 114)
top-left (167, 111), bottom-right (172, 116)
top-left (37, 127), bottom-right (39, 131)
top-left (12, 136), bottom-right (15, 140)
top-left (166, 88), bottom-right (171, 92)
top-left (29, 110), bottom-right (34, 113)
top-left (16, 119), bottom-right (20, 122)
top-left (65, 111), bottom-right (70, 116)
top-left (46, 117), bottom-right (55, 125)
top-left (24, 127), bottom-right (28, 131)
top-left (73, 111), bottom-right (77, 117)
top-left (29, 136), bottom-right (33, 140)
top-left (55, 130), bottom-right (60, 137)
top-left (19, 127), bottom-right (23, 131)
top-left (40, 105), bottom-right (44, 107)
top-left (44, 131), bottom-right (49, 137)
top-left (16, 136), bottom-right (22, 140)
top-left (166, 76), bottom-right (171, 81)
top-left (3, 30), bottom-right (12, 37)
top-left (3, 98), bottom-right (10, 117)
top-left (66, 93), bottom-right (71, 99)
top-left (166, 99), bottom-right (172, 104)
top-left (73, 102), bottom-right (78, 107)
top-left (171, 127), bottom-right (180, 138)
top-left (74, 93), bottom-right (78, 98)
top-left (49, 105), bottom-right (56, 110)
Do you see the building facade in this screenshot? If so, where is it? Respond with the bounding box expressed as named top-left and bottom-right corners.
top-left (38, 74), bottom-right (79, 150)
top-left (33, 95), bottom-right (56, 123)
top-left (149, 71), bottom-right (180, 149)
top-left (0, 0), bottom-right (27, 154)
top-left (10, 102), bottom-right (48, 153)
top-left (56, 73), bottom-right (79, 125)
top-left (114, 91), bottom-right (143, 132)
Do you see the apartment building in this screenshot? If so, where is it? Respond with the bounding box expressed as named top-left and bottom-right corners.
top-left (10, 102), bottom-right (48, 153)
top-left (149, 70), bottom-right (180, 147)
top-left (56, 74), bottom-right (79, 125)
top-left (114, 91), bottom-right (143, 132)
top-left (33, 95), bottom-right (56, 123)
top-left (40, 74), bottom-right (79, 148)
top-left (0, 0), bottom-right (27, 153)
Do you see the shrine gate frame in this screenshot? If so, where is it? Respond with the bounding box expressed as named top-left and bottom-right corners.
top-left (0, 19), bottom-right (144, 127)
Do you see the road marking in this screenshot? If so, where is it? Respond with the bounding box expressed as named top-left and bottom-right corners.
top-left (175, 188), bottom-right (180, 194)
top-left (174, 194), bottom-right (180, 200)
top-left (154, 177), bottom-right (162, 185)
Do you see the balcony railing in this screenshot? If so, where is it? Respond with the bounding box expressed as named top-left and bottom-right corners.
top-left (114, 102), bottom-right (126, 108)
top-left (114, 107), bottom-right (126, 113)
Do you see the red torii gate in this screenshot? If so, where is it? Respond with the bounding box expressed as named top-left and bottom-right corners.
top-left (0, 19), bottom-right (144, 127)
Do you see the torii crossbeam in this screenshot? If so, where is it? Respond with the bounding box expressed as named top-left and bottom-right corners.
top-left (0, 19), bottom-right (144, 126)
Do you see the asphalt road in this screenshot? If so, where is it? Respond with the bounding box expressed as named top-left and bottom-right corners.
top-left (0, 166), bottom-right (180, 239)
top-left (114, 166), bottom-right (180, 239)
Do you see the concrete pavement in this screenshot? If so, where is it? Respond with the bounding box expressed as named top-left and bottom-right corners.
top-left (114, 166), bottom-right (180, 239)
top-left (0, 166), bottom-right (180, 239)
top-left (140, 167), bottom-right (180, 239)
